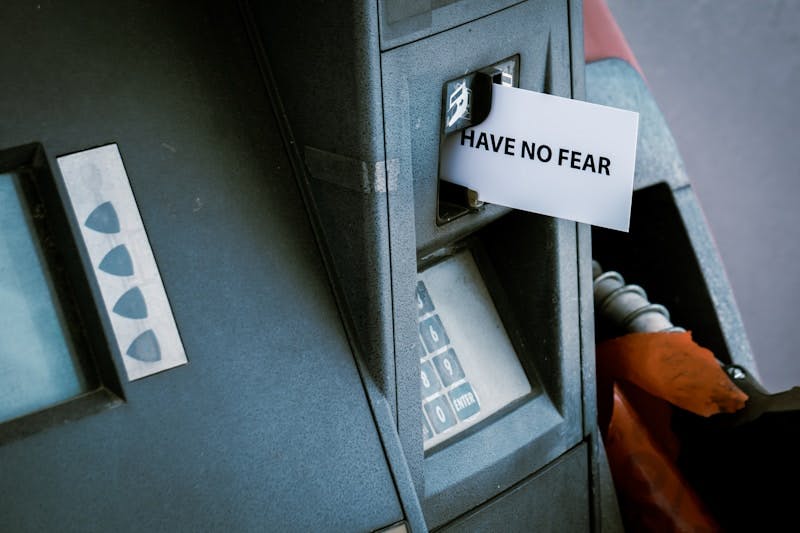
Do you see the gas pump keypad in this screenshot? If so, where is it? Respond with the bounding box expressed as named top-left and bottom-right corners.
top-left (417, 280), bottom-right (481, 445)
top-left (417, 251), bottom-right (533, 451)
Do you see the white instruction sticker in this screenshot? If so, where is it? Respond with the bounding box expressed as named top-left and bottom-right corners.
top-left (440, 84), bottom-right (639, 231)
top-left (58, 145), bottom-right (187, 381)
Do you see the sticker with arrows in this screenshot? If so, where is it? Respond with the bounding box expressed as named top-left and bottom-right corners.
top-left (58, 144), bottom-right (187, 381)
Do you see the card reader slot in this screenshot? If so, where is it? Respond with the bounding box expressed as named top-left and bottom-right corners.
top-left (437, 56), bottom-right (520, 225)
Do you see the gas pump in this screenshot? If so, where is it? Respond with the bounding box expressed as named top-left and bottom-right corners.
top-left (250, 1), bottom-right (611, 529)
top-left (0, 1), bottom-right (618, 531)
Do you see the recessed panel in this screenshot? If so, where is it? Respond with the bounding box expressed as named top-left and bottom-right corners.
top-left (418, 250), bottom-right (531, 450)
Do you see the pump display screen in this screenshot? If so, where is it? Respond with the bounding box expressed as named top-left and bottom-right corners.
top-left (418, 250), bottom-right (531, 450)
top-left (0, 172), bottom-right (89, 423)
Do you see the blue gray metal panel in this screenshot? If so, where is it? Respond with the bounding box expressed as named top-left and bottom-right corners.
top-left (378, 0), bottom-right (525, 51)
top-left (0, 1), bottom-right (402, 531)
top-left (247, 0), bottom-right (425, 498)
top-left (439, 444), bottom-right (590, 532)
top-left (381, 3), bottom-right (588, 527)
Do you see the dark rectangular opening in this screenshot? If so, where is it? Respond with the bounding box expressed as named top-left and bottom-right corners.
top-left (592, 182), bottom-right (732, 363)
top-left (436, 56), bottom-right (520, 225)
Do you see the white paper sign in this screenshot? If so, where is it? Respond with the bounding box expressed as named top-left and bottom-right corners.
top-left (440, 84), bottom-right (639, 231)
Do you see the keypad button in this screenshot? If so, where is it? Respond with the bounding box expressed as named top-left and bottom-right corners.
top-left (424, 395), bottom-right (457, 434)
top-left (420, 360), bottom-right (441, 398)
top-left (433, 348), bottom-right (465, 386)
top-left (423, 415), bottom-right (433, 441)
top-left (416, 281), bottom-right (435, 316)
top-left (449, 382), bottom-right (480, 421)
top-left (419, 315), bottom-right (449, 354)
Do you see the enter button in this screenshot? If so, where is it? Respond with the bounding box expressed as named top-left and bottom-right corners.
top-left (449, 382), bottom-right (480, 421)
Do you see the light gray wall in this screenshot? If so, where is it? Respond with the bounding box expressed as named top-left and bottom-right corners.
top-left (609, 0), bottom-right (800, 392)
